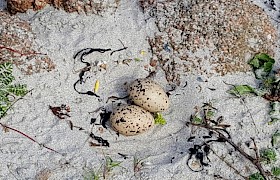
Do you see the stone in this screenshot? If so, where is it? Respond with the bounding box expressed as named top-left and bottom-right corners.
top-left (7, 0), bottom-right (119, 15)
top-left (0, 11), bottom-right (55, 75)
top-left (141, 0), bottom-right (277, 85)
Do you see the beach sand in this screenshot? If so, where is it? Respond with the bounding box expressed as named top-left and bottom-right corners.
top-left (0, 0), bottom-right (280, 179)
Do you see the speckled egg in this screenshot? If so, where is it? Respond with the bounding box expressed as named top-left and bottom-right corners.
top-left (128, 78), bottom-right (170, 112)
top-left (110, 105), bottom-right (154, 136)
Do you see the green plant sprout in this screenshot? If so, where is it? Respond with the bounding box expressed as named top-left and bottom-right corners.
top-left (191, 115), bottom-right (203, 125)
top-left (248, 53), bottom-right (275, 79)
top-left (0, 62), bottom-right (28, 118)
top-left (272, 167), bottom-right (280, 177)
top-left (202, 102), bottom-right (217, 119)
top-left (190, 103), bottom-right (217, 125)
top-left (154, 113), bottom-right (166, 125)
top-left (103, 156), bottom-right (122, 178)
top-left (269, 102), bottom-right (280, 124)
top-left (227, 84), bottom-right (257, 97)
top-left (249, 172), bottom-right (265, 180)
top-left (84, 156), bottom-right (123, 180)
top-left (134, 58), bottom-right (142, 62)
top-left (206, 110), bottom-right (214, 119)
top-left (260, 148), bottom-right (277, 164)
top-left (272, 131), bottom-right (280, 147)
top-left (133, 155), bottom-right (150, 174)
top-left (227, 53), bottom-right (280, 124)
top-left (83, 167), bottom-right (102, 180)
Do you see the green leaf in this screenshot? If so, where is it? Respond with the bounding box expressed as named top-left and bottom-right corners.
top-left (83, 167), bottom-right (102, 180)
top-left (154, 113), bottom-right (167, 125)
top-left (6, 84), bottom-right (28, 96)
top-left (0, 104), bottom-right (10, 117)
top-left (206, 110), bottom-right (214, 119)
top-left (228, 85), bottom-right (257, 96)
top-left (263, 77), bottom-right (275, 88)
top-left (192, 116), bottom-right (203, 125)
top-left (105, 156), bottom-right (121, 169)
top-left (249, 173), bottom-right (264, 180)
top-left (264, 61), bottom-right (274, 72)
top-left (272, 131), bottom-right (280, 147)
top-left (0, 62), bottom-right (14, 85)
top-left (269, 102), bottom-right (280, 124)
top-left (260, 148), bottom-right (277, 164)
top-left (272, 167), bottom-right (280, 177)
top-left (0, 62), bottom-right (28, 118)
top-left (134, 58), bottom-right (141, 62)
top-left (248, 53), bottom-right (275, 79)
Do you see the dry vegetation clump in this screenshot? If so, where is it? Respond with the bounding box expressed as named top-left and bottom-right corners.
top-left (141, 0), bottom-right (277, 85)
top-left (0, 11), bottom-right (55, 75)
top-left (7, 0), bottom-right (120, 15)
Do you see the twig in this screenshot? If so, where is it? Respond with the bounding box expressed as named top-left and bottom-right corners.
top-left (211, 148), bottom-right (247, 179)
top-left (239, 98), bottom-right (259, 133)
top-left (188, 122), bottom-right (268, 179)
top-left (223, 81), bottom-right (259, 133)
top-left (0, 122), bottom-right (62, 155)
top-left (0, 89), bottom-right (62, 155)
top-left (0, 45), bottom-right (46, 57)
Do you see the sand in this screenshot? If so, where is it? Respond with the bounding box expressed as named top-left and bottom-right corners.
top-left (0, 0), bottom-right (280, 179)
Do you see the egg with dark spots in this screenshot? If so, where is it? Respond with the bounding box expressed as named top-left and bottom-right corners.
top-left (128, 78), bottom-right (170, 112)
top-left (110, 105), bottom-right (154, 136)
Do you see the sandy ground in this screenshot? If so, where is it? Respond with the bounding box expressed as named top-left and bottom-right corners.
top-left (0, 0), bottom-right (280, 180)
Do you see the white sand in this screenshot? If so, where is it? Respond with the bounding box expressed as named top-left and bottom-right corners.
top-left (0, 0), bottom-right (280, 179)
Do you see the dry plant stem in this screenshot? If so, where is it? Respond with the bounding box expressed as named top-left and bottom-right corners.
top-left (211, 148), bottom-right (247, 179)
top-left (0, 90), bottom-right (62, 155)
top-left (0, 122), bottom-right (62, 155)
top-left (224, 81), bottom-right (259, 133)
top-left (189, 123), bottom-right (268, 179)
top-left (239, 97), bottom-right (259, 134)
top-left (7, 164), bottom-right (19, 180)
top-left (0, 45), bottom-right (46, 57)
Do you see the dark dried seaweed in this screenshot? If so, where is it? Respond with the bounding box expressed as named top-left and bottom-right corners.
top-left (110, 39), bottom-right (128, 56)
top-left (187, 104), bottom-right (269, 179)
top-left (187, 144), bottom-right (210, 172)
top-left (73, 48), bottom-right (111, 97)
top-left (106, 95), bottom-right (128, 103)
top-left (100, 110), bottom-right (111, 129)
top-left (73, 44), bottom-right (129, 98)
top-left (110, 47), bottom-right (128, 56)
top-left (49, 104), bottom-right (71, 119)
top-left (89, 132), bottom-right (110, 147)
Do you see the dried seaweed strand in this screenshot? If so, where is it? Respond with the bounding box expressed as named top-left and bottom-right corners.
top-left (110, 47), bottom-right (127, 56)
top-left (49, 105), bottom-right (71, 119)
top-left (106, 95), bottom-right (128, 103)
top-left (110, 39), bottom-right (128, 56)
top-left (73, 48), bottom-right (111, 97)
top-left (89, 132), bottom-right (110, 147)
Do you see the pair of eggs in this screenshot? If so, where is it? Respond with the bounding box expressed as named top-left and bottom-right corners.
top-left (110, 78), bottom-right (170, 136)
